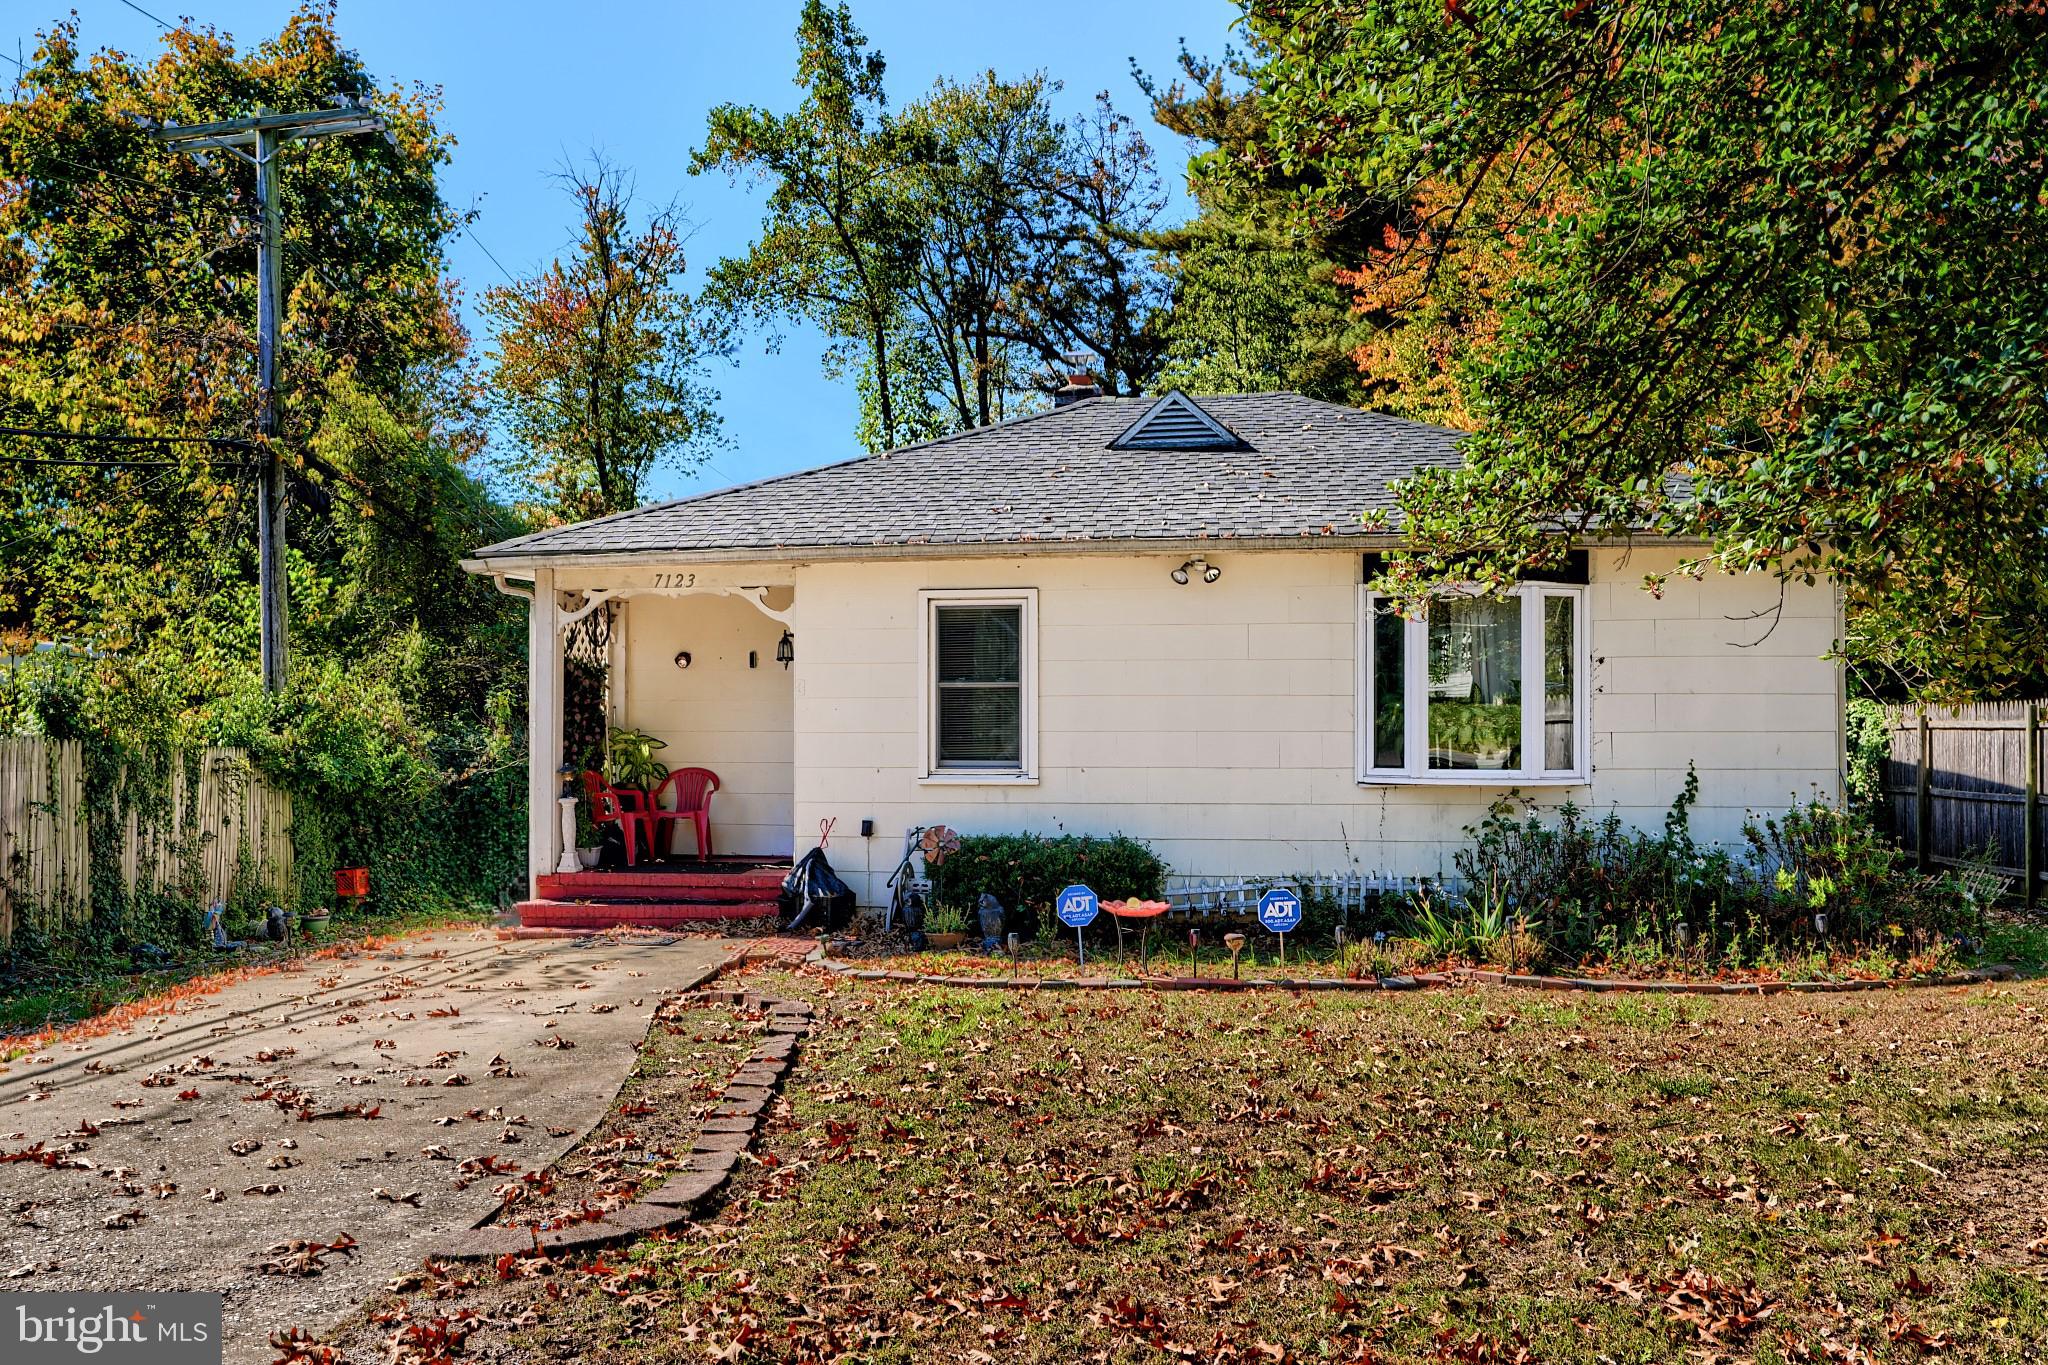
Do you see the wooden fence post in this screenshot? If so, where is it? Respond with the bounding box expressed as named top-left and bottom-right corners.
top-left (1915, 712), bottom-right (1932, 873)
top-left (2028, 703), bottom-right (2041, 908)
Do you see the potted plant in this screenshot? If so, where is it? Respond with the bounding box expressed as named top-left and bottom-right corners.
top-left (604, 726), bottom-right (670, 797)
top-left (923, 905), bottom-right (969, 949)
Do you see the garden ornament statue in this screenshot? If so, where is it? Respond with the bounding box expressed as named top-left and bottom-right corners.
top-left (205, 902), bottom-right (243, 951)
top-left (1224, 931), bottom-right (1247, 979)
top-left (977, 893), bottom-right (1005, 952)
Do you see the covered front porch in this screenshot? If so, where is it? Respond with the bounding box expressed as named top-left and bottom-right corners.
top-left (489, 562), bottom-right (801, 926)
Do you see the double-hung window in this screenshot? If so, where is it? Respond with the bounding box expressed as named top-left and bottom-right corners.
top-left (920, 589), bottom-right (1038, 783)
top-left (1358, 580), bottom-right (1588, 783)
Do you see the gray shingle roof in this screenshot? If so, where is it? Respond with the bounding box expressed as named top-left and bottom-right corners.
top-left (470, 392), bottom-right (1464, 561)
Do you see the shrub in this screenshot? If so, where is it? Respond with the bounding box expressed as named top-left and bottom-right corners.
top-left (1450, 768), bottom-right (1973, 970)
top-left (936, 833), bottom-right (1166, 939)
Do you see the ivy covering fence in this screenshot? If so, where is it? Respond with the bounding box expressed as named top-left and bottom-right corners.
top-left (0, 739), bottom-right (291, 948)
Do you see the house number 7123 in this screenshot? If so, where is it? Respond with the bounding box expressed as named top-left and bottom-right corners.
top-left (651, 572), bottom-right (696, 589)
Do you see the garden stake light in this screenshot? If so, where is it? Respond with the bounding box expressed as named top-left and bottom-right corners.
top-left (1188, 929), bottom-right (1199, 979)
top-left (1224, 932), bottom-right (1246, 979)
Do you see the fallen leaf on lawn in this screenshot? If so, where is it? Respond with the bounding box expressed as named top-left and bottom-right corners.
top-left (203, 1187), bottom-right (226, 1202)
top-left (373, 1187), bottom-right (423, 1207)
top-left (103, 1207), bottom-right (146, 1229)
top-left (229, 1139), bottom-right (262, 1157)
top-left (244, 1183), bottom-right (287, 1196)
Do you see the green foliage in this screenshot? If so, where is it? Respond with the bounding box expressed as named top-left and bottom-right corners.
top-left (921, 904), bottom-right (969, 937)
top-left (1450, 770), bottom-right (1973, 970)
top-left (1844, 698), bottom-right (1890, 814)
top-left (0, 9), bottom-right (496, 678)
top-left (695, 1), bottom-right (1169, 450)
top-left (0, 9), bottom-right (527, 969)
top-left (1140, 48), bottom-right (1383, 407)
top-left (1235, 0), bottom-right (2048, 695)
top-left (482, 158), bottom-right (725, 522)
top-left (603, 726), bottom-right (669, 794)
top-left (934, 832), bottom-right (1165, 938)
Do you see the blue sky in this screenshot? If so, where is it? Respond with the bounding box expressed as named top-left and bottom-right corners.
top-left (14, 1), bottom-right (1242, 500)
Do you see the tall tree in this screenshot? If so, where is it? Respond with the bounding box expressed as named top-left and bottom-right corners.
top-left (482, 159), bottom-right (724, 522)
top-left (700, 3), bottom-right (1170, 448)
top-left (693, 0), bottom-right (921, 450)
top-left (0, 6), bottom-right (511, 709)
top-left (1001, 92), bottom-right (1170, 405)
top-left (1236, 0), bottom-right (2048, 696)
top-left (1143, 47), bottom-right (1380, 405)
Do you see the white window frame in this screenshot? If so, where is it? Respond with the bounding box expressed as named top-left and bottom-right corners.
top-left (918, 588), bottom-right (1039, 786)
top-left (1356, 583), bottom-right (1590, 786)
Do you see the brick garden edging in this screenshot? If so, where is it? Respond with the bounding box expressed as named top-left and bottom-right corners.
top-left (427, 984), bottom-right (812, 1260)
top-left (812, 952), bottom-right (2017, 996)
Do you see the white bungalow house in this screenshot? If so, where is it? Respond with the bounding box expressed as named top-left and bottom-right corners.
top-left (463, 390), bottom-right (1843, 923)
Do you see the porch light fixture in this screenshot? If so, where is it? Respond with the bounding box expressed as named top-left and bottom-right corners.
top-left (776, 629), bottom-right (794, 669)
top-left (673, 650), bottom-right (692, 670)
top-left (1170, 556), bottom-right (1222, 585)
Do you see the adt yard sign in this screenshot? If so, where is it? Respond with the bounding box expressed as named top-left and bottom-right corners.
top-left (1057, 883), bottom-right (1099, 965)
top-left (1057, 884), bottom-right (1100, 928)
top-left (1258, 887), bottom-right (1303, 933)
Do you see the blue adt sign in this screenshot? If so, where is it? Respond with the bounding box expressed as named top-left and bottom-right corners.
top-left (1258, 887), bottom-right (1303, 933)
top-left (1056, 883), bottom-right (1100, 928)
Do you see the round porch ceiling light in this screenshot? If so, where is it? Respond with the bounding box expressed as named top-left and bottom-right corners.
top-left (673, 650), bottom-right (692, 670)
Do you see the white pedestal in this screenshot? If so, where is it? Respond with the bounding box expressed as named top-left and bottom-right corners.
top-left (555, 797), bottom-right (581, 875)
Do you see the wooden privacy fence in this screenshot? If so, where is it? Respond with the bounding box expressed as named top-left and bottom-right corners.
top-left (0, 741), bottom-right (293, 945)
top-left (1878, 701), bottom-right (2043, 905)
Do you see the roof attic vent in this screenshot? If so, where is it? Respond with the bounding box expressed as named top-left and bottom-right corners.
top-left (1109, 390), bottom-right (1244, 450)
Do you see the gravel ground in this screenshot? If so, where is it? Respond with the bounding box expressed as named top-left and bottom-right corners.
top-left (0, 928), bottom-right (729, 1364)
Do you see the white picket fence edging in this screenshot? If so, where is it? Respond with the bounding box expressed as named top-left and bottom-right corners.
top-left (1164, 870), bottom-right (1426, 919)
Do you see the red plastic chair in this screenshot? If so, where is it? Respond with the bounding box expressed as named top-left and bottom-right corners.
top-left (651, 767), bottom-right (720, 860)
top-left (581, 770), bottom-right (655, 866)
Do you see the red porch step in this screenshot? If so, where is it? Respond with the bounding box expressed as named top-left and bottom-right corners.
top-left (515, 898), bottom-right (780, 929)
top-left (536, 866), bottom-right (788, 902)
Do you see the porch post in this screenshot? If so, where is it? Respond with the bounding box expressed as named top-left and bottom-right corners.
top-left (527, 565), bottom-right (563, 897)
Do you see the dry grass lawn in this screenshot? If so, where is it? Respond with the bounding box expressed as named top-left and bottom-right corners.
top-left (414, 969), bottom-right (2048, 1364)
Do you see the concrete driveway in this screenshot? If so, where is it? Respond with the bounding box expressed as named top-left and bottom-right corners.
top-left (0, 928), bottom-right (729, 1363)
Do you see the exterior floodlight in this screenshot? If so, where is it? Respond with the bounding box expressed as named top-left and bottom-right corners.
top-left (1170, 564), bottom-right (1190, 585)
top-left (1202, 562), bottom-right (1222, 583)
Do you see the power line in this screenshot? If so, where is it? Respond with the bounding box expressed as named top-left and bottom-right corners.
top-left (0, 425), bottom-right (253, 449)
top-left (0, 457), bottom-right (212, 468)
top-left (464, 225), bottom-right (518, 285)
top-left (115, 0), bottom-right (174, 31)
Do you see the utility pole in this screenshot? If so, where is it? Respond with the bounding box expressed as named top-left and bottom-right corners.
top-left (151, 103), bottom-right (387, 691)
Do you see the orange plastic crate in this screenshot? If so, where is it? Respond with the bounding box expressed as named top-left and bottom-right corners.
top-left (333, 867), bottom-right (369, 898)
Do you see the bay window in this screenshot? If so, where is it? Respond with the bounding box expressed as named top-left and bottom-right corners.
top-left (1358, 582), bottom-right (1587, 783)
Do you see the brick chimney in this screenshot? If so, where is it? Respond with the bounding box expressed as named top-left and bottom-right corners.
top-left (1053, 351), bottom-right (1101, 407)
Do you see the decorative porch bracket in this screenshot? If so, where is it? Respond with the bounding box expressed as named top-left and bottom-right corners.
top-left (551, 583), bottom-right (793, 635)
